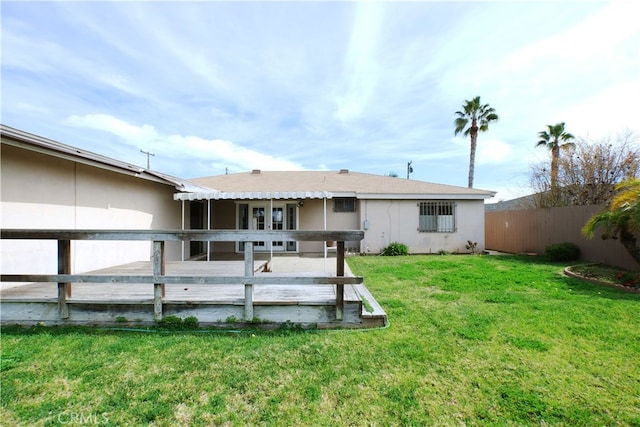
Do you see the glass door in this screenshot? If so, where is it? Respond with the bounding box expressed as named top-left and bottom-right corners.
top-left (237, 202), bottom-right (298, 253)
top-left (252, 206), bottom-right (266, 250)
top-left (286, 203), bottom-right (297, 252)
top-left (271, 207), bottom-right (284, 251)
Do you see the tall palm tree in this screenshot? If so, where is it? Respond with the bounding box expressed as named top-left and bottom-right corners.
top-left (454, 96), bottom-right (499, 188)
top-left (582, 178), bottom-right (640, 264)
top-left (536, 122), bottom-right (575, 189)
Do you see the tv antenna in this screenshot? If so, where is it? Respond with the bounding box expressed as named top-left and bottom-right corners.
top-left (140, 149), bottom-right (155, 169)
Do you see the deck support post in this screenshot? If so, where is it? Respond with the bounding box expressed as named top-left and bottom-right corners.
top-left (336, 241), bottom-right (345, 320)
top-left (153, 240), bottom-right (165, 321)
top-left (244, 241), bottom-right (254, 321)
top-left (57, 240), bottom-right (71, 319)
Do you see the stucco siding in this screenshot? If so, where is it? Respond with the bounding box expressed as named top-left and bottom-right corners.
top-left (1, 144), bottom-right (182, 277)
top-left (359, 199), bottom-right (485, 254)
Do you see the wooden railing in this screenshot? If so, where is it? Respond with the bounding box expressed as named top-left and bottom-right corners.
top-left (1, 229), bottom-right (364, 321)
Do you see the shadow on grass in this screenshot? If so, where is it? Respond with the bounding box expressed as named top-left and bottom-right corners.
top-left (558, 274), bottom-right (640, 301)
top-left (498, 255), bottom-right (639, 301)
top-left (0, 323), bottom-right (319, 337)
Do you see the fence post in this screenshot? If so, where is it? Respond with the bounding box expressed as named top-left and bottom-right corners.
top-left (244, 241), bottom-right (254, 321)
top-left (336, 241), bottom-right (345, 320)
top-left (58, 240), bottom-right (71, 319)
top-left (153, 240), bottom-right (165, 321)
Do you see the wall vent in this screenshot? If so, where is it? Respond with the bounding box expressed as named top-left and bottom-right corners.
top-left (251, 169), bottom-right (261, 174)
top-left (339, 169), bottom-right (349, 174)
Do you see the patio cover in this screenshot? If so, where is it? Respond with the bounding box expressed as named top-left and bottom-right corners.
top-left (174, 191), bottom-right (333, 201)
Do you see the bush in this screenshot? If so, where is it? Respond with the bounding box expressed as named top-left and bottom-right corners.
top-left (157, 315), bottom-right (200, 330)
top-left (545, 242), bottom-right (580, 262)
top-left (381, 242), bottom-right (409, 256)
top-left (183, 316), bottom-right (200, 329)
top-left (156, 315), bottom-right (184, 330)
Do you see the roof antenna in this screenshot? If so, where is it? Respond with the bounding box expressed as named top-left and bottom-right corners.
top-left (140, 149), bottom-right (154, 169)
top-left (407, 161), bottom-right (413, 179)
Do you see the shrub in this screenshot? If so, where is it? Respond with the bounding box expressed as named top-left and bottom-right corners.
top-left (465, 240), bottom-right (479, 254)
top-left (183, 316), bottom-right (200, 329)
top-left (545, 242), bottom-right (580, 262)
top-left (156, 315), bottom-right (183, 330)
top-left (616, 271), bottom-right (640, 288)
top-left (381, 242), bottom-right (409, 256)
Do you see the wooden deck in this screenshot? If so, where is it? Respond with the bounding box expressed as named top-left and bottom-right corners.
top-left (1, 258), bottom-right (387, 328)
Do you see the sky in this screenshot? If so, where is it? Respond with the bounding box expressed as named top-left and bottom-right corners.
top-left (2, 1), bottom-right (639, 202)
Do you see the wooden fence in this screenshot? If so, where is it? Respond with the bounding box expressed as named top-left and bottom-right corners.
top-left (485, 205), bottom-right (638, 271)
top-left (1, 229), bottom-right (364, 322)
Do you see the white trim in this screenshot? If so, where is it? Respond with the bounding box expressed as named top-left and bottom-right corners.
top-left (174, 191), bottom-right (333, 201)
top-left (355, 193), bottom-right (496, 200)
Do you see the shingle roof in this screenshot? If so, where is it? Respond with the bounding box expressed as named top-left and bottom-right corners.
top-left (1, 124), bottom-right (212, 193)
top-left (188, 170), bottom-right (495, 200)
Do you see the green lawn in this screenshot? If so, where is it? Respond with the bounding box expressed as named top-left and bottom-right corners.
top-left (2, 255), bottom-right (639, 426)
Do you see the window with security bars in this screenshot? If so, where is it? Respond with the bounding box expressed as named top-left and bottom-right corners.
top-left (418, 201), bottom-right (456, 232)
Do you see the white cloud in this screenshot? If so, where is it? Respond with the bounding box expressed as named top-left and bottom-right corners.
top-left (333, 2), bottom-right (385, 122)
top-left (560, 79), bottom-right (640, 139)
top-left (65, 114), bottom-right (305, 172)
top-left (476, 139), bottom-right (513, 165)
top-left (505, 2), bottom-right (639, 70)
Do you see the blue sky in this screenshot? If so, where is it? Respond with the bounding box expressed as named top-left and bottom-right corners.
top-left (2, 1), bottom-right (638, 201)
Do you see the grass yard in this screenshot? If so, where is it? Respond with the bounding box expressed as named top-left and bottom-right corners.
top-left (2, 254), bottom-right (639, 426)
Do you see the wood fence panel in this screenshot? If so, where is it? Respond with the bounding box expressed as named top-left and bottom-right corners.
top-left (485, 205), bottom-right (638, 271)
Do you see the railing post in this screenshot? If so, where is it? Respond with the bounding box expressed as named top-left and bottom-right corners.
top-left (153, 240), bottom-right (165, 321)
top-left (336, 241), bottom-right (345, 320)
top-left (58, 240), bottom-right (71, 319)
top-left (244, 241), bottom-right (254, 321)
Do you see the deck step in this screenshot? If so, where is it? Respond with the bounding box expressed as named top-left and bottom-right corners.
top-left (353, 284), bottom-right (387, 325)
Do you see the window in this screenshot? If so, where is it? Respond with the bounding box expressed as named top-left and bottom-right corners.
top-left (418, 201), bottom-right (456, 232)
top-left (334, 197), bottom-right (356, 212)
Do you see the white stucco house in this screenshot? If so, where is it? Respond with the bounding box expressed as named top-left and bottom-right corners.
top-left (1, 124), bottom-right (495, 277)
top-left (0, 125), bottom-right (207, 277)
top-left (182, 170), bottom-right (496, 257)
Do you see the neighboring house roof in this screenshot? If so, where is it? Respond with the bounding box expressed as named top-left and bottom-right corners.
top-left (1, 124), bottom-right (213, 193)
top-left (485, 194), bottom-right (537, 212)
top-left (180, 169), bottom-right (496, 201)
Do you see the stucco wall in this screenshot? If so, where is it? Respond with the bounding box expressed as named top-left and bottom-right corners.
top-left (1, 144), bottom-right (182, 277)
top-left (359, 199), bottom-right (486, 254)
top-left (297, 199), bottom-right (360, 253)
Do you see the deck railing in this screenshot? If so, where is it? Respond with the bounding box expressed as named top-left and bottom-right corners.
top-left (1, 229), bottom-right (364, 322)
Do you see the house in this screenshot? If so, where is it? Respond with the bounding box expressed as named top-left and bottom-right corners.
top-left (1, 124), bottom-right (491, 326)
top-left (2, 124), bottom-right (495, 274)
top-left (178, 169), bottom-right (496, 257)
top-left (0, 124), bottom-right (209, 276)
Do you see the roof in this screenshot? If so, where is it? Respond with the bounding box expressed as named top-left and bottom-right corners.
top-left (180, 169), bottom-right (496, 201)
top-left (1, 124), bottom-right (212, 193)
top-left (485, 194), bottom-right (537, 212)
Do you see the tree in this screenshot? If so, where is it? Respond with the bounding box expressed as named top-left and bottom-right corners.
top-left (582, 178), bottom-right (640, 264)
top-left (536, 122), bottom-right (575, 189)
top-left (529, 130), bottom-right (640, 207)
top-left (454, 96), bottom-right (499, 188)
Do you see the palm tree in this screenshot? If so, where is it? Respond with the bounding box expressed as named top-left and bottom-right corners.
top-left (536, 122), bottom-right (575, 189)
top-left (454, 96), bottom-right (499, 188)
top-left (582, 178), bottom-right (640, 264)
